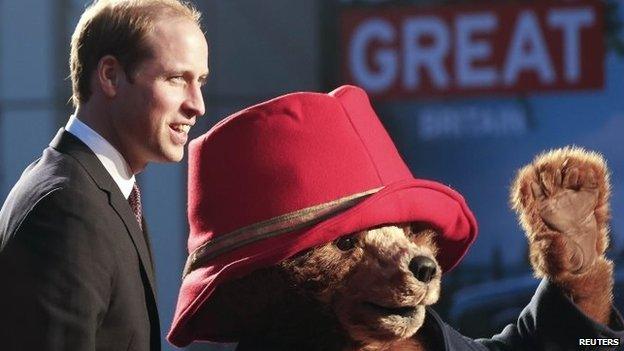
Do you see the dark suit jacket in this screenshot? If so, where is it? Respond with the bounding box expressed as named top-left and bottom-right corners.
top-left (0, 129), bottom-right (160, 351)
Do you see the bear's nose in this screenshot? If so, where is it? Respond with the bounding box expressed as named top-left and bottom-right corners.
top-left (409, 256), bottom-right (437, 283)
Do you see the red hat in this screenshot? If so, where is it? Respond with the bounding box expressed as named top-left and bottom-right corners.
top-left (168, 85), bottom-right (478, 346)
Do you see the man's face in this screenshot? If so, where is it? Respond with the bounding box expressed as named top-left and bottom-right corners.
top-left (112, 17), bottom-right (208, 173)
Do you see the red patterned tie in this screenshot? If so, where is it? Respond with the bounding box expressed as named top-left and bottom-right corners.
top-left (128, 183), bottom-right (143, 231)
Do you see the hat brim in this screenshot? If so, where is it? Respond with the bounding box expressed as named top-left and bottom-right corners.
top-left (168, 178), bottom-right (477, 346)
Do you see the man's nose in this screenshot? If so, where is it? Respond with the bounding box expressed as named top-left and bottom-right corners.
top-left (184, 83), bottom-right (205, 117)
top-left (409, 255), bottom-right (437, 283)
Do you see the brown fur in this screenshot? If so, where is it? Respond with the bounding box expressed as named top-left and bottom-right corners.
top-left (204, 147), bottom-right (614, 349)
top-left (510, 146), bottom-right (613, 324)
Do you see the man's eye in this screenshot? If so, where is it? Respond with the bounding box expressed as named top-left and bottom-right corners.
top-left (335, 235), bottom-right (358, 251)
top-left (169, 76), bottom-right (185, 83)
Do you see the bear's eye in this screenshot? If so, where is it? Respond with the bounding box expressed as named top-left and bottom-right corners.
top-left (335, 235), bottom-right (357, 251)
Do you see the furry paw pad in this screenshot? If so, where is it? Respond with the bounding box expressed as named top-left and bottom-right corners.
top-left (511, 147), bottom-right (611, 276)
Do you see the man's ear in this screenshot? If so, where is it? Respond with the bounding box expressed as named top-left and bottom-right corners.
top-left (96, 55), bottom-right (124, 98)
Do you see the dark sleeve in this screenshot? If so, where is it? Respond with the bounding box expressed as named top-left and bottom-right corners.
top-left (0, 188), bottom-right (114, 351)
top-left (476, 279), bottom-right (624, 350)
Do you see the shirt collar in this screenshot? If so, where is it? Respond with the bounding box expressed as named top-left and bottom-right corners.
top-left (65, 114), bottom-right (135, 199)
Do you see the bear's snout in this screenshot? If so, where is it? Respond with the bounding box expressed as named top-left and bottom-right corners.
top-left (409, 255), bottom-right (437, 283)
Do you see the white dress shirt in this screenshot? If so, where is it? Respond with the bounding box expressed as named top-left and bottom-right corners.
top-left (65, 115), bottom-right (135, 199)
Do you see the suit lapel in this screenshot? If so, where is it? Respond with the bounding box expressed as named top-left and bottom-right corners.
top-left (108, 190), bottom-right (158, 290)
top-left (141, 217), bottom-right (156, 274)
top-left (49, 129), bottom-right (157, 296)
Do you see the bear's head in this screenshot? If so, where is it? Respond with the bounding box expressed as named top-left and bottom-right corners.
top-left (286, 224), bottom-right (441, 344)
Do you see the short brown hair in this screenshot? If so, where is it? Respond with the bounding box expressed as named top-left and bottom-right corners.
top-left (69, 0), bottom-right (202, 107)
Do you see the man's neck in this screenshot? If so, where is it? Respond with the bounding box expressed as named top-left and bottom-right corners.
top-left (74, 104), bottom-right (110, 141)
top-left (74, 103), bottom-right (143, 174)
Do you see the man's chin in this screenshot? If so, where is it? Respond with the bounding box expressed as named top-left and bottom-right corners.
top-left (160, 148), bottom-right (185, 163)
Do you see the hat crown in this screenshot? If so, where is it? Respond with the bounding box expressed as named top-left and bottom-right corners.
top-left (187, 85), bottom-right (412, 250)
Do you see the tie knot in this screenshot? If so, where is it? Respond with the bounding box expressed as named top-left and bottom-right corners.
top-left (129, 182), bottom-right (142, 230)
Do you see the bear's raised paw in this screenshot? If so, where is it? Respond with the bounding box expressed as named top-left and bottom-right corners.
top-left (511, 146), bottom-right (613, 324)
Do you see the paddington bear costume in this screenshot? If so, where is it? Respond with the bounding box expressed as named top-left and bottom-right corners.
top-left (169, 85), bottom-right (624, 350)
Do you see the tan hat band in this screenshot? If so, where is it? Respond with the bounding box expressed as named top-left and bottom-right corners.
top-left (182, 187), bottom-right (383, 279)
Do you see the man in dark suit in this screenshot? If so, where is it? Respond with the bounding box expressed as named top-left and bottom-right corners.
top-left (0, 1), bottom-right (208, 350)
